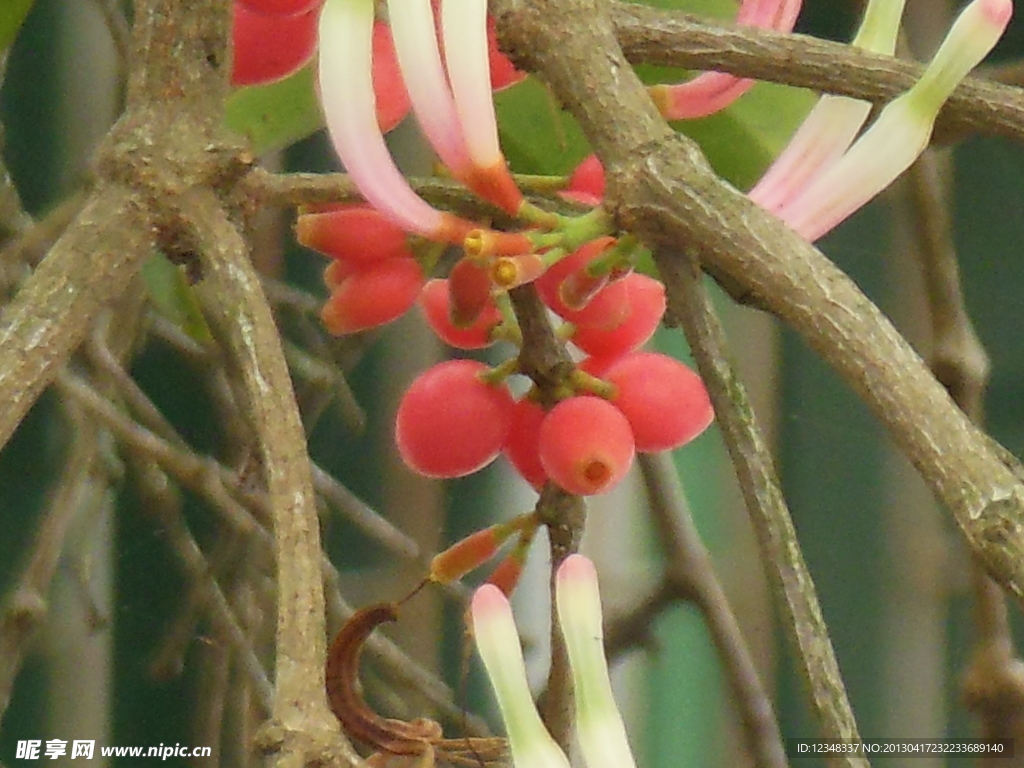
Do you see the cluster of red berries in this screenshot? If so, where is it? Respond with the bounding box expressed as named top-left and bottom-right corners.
top-left (231, 1), bottom-right (325, 87)
top-left (298, 159), bottom-right (714, 497)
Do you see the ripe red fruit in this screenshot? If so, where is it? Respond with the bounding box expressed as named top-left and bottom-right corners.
top-left (238, 0), bottom-right (321, 15)
top-left (487, 16), bottom-right (526, 91)
top-left (320, 259), bottom-right (425, 335)
top-left (418, 280), bottom-right (500, 349)
top-left (372, 20), bottom-right (412, 132)
top-left (448, 257), bottom-right (494, 327)
top-left (570, 274), bottom-right (666, 359)
top-left (561, 154), bottom-right (605, 206)
top-left (535, 237), bottom-right (618, 320)
top-left (396, 361), bottom-right (514, 479)
top-left (604, 352), bottom-right (714, 452)
top-left (502, 397), bottom-right (548, 489)
top-left (538, 396), bottom-right (635, 496)
top-left (231, 3), bottom-right (319, 86)
top-left (297, 205), bottom-right (412, 265)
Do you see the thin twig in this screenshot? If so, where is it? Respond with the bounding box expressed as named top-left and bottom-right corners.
top-left (91, 0), bottom-right (132, 95)
top-left (0, 402), bottom-right (98, 721)
top-left (508, 285), bottom-right (586, 750)
top-left (657, 255), bottom-right (866, 765)
top-left (905, 152), bottom-right (1024, 748)
top-left (132, 460), bottom-right (274, 713)
top-left (638, 453), bottom-right (786, 768)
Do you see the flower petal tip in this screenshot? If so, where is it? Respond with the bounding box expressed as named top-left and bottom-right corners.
top-left (471, 582), bottom-right (511, 618)
top-left (982, 0), bottom-right (1013, 26)
top-left (462, 161), bottom-right (525, 216)
top-left (557, 553), bottom-right (597, 586)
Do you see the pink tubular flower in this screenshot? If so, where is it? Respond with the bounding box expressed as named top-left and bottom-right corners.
top-left (779, 0), bottom-right (1012, 241)
top-left (386, 0), bottom-right (473, 175)
top-left (318, 0), bottom-right (474, 243)
top-left (649, 0), bottom-right (803, 120)
top-left (564, 0), bottom-right (1010, 245)
top-left (318, 0), bottom-right (524, 245)
top-left (471, 555), bottom-right (639, 768)
top-left (749, 0), bottom-right (908, 213)
top-left (441, 0), bottom-right (524, 213)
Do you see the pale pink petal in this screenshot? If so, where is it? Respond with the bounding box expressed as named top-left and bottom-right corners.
top-left (442, 0), bottom-right (524, 213)
top-left (751, 0), bottom-right (908, 212)
top-left (386, 0), bottom-right (473, 174)
top-left (318, 0), bottom-right (469, 242)
top-left (652, 0), bottom-right (802, 120)
top-left (782, 0), bottom-right (1011, 241)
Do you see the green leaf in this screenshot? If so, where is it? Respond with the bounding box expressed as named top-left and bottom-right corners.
top-left (142, 254), bottom-right (214, 344)
top-left (495, 79), bottom-right (591, 176)
top-left (674, 83), bottom-right (817, 189)
top-left (224, 65), bottom-right (323, 155)
top-left (633, 0), bottom-right (816, 187)
top-left (0, 0), bottom-right (34, 54)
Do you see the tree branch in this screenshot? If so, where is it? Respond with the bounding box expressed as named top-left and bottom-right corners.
top-left (607, 3), bottom-right (1024, 145)
top-left (495, 0), bottom-right (1024, 611)
top-left (185, 192), bottom-right (356, 767)
top-left (904, 152), bottom-right (1024, 749)
top-left (638, 453), bottom-right (786, 768)
top-left (0, 188), bottom-right (152, 452)
top-left (659, 256), bottom-right (865, 761)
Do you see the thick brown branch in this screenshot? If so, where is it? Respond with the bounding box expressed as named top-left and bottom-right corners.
top-left (185, 193), bottom-right (355, 766)
top-left (607, 3), bottom-right (1024, 145)
top-left (495, 0), bottom-right (1024, 610)
top-left (0, 188), bottom-right (152, 452)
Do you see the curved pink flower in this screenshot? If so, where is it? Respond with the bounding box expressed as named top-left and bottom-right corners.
top-left (649, 0), bottom-right (803, 120)
top-left (318, 0), bottom-right (473, 242)
top-left (472, 555), bottom-right (639, 768)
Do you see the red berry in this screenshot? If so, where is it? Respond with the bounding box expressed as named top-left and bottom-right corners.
top-left (487, 16), bottom-right (526, 91)
top-left (396, 361), bottom-right (514, 479)
top-left (372, 21), bottom-right (411, 132)
top-left (297, 205), bottom-right (412, 265)
top-left (418, 280), bottom-right (500, 349)
top-left (231, 2), bottom-right (318, 86)
top-left (604, 352), bottom-right (714, 452)
top-left (238, 0), bottom-right (321, 15)
top-left (561, 154), bottom-right (605, 206)
top-left (570, 274), bottom-right (666, 359)
top-left (538, 396), bottom-right (634, 496)
top-left (535, 237), bottom-right (618, 320)
top-left (502, 398), bottom-right (548, 489)
top-left (448, 257), bottom-right (494, 327)
top-left (320, 259), bottom-right (424, 335)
